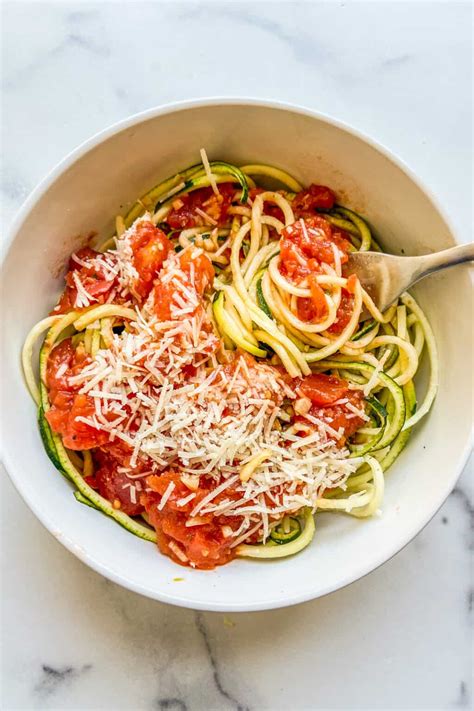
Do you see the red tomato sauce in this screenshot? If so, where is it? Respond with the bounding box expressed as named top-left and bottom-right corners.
top-left (297, 372), bottom-right (350, 406)
top-left (88, 450), bottom-right (145, 516)
top-left (292, 184), bottom-right (336, 216)
top-left (53, 247), bottom-right (119, 315)
top-left (328, 289), bottom-right (355, 334)
top-left (280, 217), bottom-right (351, 277)
top-left (52, 223), bottom-right (171, 314)
top-left (129, 221), bottom-right (172, 299)
top-left (46, 341), bottom-right (149, 511)
top-left (295, 372), bottom-right (366, 445)
top-left (46, 347), bottom-right (367, 568)
top-left (166, 184), bottom-right (235, 229)
top-left (312, 396), bottom-right (366, 444)
top-left (46, 339), bottom-right (118, 450)
top-left (279, 217), bottom-right (352, 325)
top-left (296, 276), bottom-right (329, 323)
top-left (152, 249), bottom-right (214, 321)
top-left (142, 471), bottom-right (239, 569)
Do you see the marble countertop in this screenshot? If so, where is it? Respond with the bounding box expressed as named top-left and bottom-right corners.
top-left (1, 2), bottom-right (472, 709)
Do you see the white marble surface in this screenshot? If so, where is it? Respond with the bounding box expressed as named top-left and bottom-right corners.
top-left (1, 2), bottom-right (472, 709)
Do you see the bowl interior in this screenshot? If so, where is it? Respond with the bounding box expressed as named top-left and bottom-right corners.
top-left (1, 102), bottom-right (472, 610)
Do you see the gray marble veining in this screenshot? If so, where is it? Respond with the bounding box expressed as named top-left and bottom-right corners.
top-left (34, 665), bottom-right (93, 702)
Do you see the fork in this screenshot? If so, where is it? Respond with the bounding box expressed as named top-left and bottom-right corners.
top-left (345, 243), bottom-right (474, 316)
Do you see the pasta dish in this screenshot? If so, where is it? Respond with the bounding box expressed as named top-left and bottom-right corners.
top-left (22, 152), bottom-right (437, 569)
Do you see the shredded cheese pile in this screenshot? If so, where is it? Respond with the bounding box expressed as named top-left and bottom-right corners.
top-left (67, 218), bottom-right (364, 543)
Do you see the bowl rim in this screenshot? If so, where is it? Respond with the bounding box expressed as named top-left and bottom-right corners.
top-left (2, 97), bottom-right (472, 611)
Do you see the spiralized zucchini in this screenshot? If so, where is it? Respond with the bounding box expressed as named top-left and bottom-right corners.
top-left (21, 156), bottom-right (438, 563)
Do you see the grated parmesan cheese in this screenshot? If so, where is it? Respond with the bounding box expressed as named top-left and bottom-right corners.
top-left (200, 147), bottom-right (219, 197)
top-left (67, 215), bottom-right (362, 544)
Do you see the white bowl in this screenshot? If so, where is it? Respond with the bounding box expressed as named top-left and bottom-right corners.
top-left (1, 99), bottom-right (472, 611)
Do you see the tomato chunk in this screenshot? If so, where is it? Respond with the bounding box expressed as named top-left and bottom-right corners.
top-left (178, 248), bottom-right (214, 295)
top-left (146, 471), bottom-right (195, 509)
top-left (142, 472), bottom-right (237, 569)
top-left (53, 247), bottom-right (119, 315)
top-left (91, 451), bottom-right (145, 516)
top-left (152, 248), bottom-right (214, 321)
top-left (298, 372), bottom-right (349, 406)
top-left (279, 216), bottom-right (351, 285)
top-left (311, 390), bottom-right (367, 444)
top-left (130, 221), bottom-right (172, 299)
top-left (166, 184), bottom-right (234, 229)
top-left (152, 280), bottom-right (175, 321)
top-left (328, 289), bottom-right (354, 334)
top-left (46, 392), bottom-right (110, 450)
top-left (293, 184), bottom-right (335, 215)
top-left (296, 278), bottom-right (328, 323)
top-left (295, 373), bottom-right (367, 445)
top-left (45, 339), bottom-right (111, 450)
top-left (295, 377), bottom-right (366, 446)
top-left (279, 238), bottom-right (312, 282)
top-left (46, 338), bottom-right (83, 398)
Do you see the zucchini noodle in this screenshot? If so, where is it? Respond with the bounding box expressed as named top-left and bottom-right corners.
top-left (22, 316), bottom-right (61, 404)
top-left (400, 293), bottom-right (438, 429)
top-left (21, 154), bottom-right (439, 569)
top-left (240, 164), bottom-right (303, 192)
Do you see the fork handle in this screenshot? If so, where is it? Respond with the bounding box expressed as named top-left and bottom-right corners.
top-left (412, 243), bottom-right (474, 281)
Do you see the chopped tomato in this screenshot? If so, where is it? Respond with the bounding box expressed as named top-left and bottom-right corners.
top-left (152, 280), bottom-right (175, 321)
top-left (295, 276), bottom-right (329, 323)
top-left (346, 274), bottom-right (358, 294)
top-left (296, 297), bottom-right (316, 322)
top-left (331, 227), bottom-right (353, 255)
top-left (178, 248), bottom-right (214, 295)
top-left (326, 402), bottom-right (366, 441)
top-left (279, 238), bottom-right (313, 282)
top-left (152, 248), bottom-right (214, 321)
top-left (310, 389), bottom-right (367, 445)
top-left (45, 339), bottom-right (79, 389)
top-left (295, 378), bottom-right (366, 446)
top-left (291, 216), bottom-right (346, 261)
top-left (44, 390), bottom-right (74, 435)
top-left (46, 392), bottom-right (110, 450)
top-left (279, 217), bottom-right (351, 285)
top-left (45, 339), bottom-right (111, 450)
top-left (293, 184), bottom-right (335, 215)
top-left (130, 221), bottom-right (172, 299)
top-left (281, 220), bottom-right (354, 330)
top-left (295, 373), bottom-right (367, 445)
top-left (328, 289), bottom-right (354, 334)
top-left (153, 508), bottom-right (236, 569)
top-left (91, 451), bottom-right (144, 516)
top-left (146, 471), bottom-right (195, 509)
top-left (98, 436), bottom-right (136, 468)
top-left (298, 372), bottom-right (349, 406)
top-left (166, 184), bottom-right (234, 229)
top-left (52, 247), bottom-right (119, 315)
top-left (46, 338), bottom-right (87, 398)
top-left (143, 471), bottom-right (237, 569)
